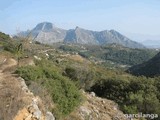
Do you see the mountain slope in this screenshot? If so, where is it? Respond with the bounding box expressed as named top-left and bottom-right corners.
top-left (59, 43), bottom-right (157, 66)
top-left (19, 22), bottom-right (67, 44)
top-left (127, 52), bottom-right (160, 77)
top-left (1, 31), bottom-right (159, 119)
top-left (66, 91), bottom-right (127, 120)
top-left (64, 27), bottom-right (98, 44)
top-left (18, 22), bottom-right (145, 48)
top-left (107, 30), bottom-right (145, 48)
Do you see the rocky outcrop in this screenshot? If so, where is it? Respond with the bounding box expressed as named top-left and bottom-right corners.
top-left (18, 22), bottom-right (67, 44)
top-left (14, 97), bottom-right (55, 120)
top-left (0, 57), bottom-right (55, 120)
top-left (66, 91), bottom-right (127, 120)
top-left (0, 71), bottom-right (55, 120)
top-left (17, 76), bottom-right (55, 120)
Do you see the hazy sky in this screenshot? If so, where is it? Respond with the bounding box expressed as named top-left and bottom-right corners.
top-left (0, 0), bottom-right (160, 41)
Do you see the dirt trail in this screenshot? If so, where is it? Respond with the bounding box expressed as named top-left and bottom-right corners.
top-left (0, 58), bottom-right (17, 72)
top-left (0, 57), bottom-right (22, 119)
top-left (0, 56), bottom-right (54, 120)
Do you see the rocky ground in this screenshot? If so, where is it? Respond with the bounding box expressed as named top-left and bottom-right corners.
top-left (0, 55), bottom-right (55, 120)
top-left (66, 91), bottom-right (127, 120)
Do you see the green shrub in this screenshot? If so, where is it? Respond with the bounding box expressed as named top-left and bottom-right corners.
top-left (91, 76), bottom-right (160, 116)
top-left (0, 32), bottom-right (10, 41)
top-left (64, 65), bottom-right (96, 90)
top-left (15, 60), bottom-right (82, 118)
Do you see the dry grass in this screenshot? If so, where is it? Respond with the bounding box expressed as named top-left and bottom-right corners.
top-left (0, 54), bottom-right (31, 120)
top-left (28, 81), bottom-right (54, 112)
top-left (0, 73), bottom-right (27, 120)
top-left (68, 54), bottom-right (85, 62)
top-left (19, 57), bottom-right (35, 67)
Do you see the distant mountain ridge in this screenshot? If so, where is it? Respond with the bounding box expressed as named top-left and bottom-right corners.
top-left (18, 22), bottom-right (145, 48)
top-left (127, 52), bottom-right (160, 77)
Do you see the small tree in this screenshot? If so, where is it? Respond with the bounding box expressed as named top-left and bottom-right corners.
top-left (16, 43), bottom-right (23, 66)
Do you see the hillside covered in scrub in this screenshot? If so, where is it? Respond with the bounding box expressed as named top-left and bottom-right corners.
top-left (0, 31), bottom-right (160, 120)
top-left (58, 43), bottom-right (158, 66)
top-left (0, 32), bottom-right (127, 120)
top-left (127, 52), bottom-right (160, 77)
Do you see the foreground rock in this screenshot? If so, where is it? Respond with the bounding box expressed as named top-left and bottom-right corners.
top-left (0, 57), bottom-right (55, 120)
top-left (0, 71), bottom-right (55, 120)
top-left (66, 91), bottom-right (127, 120)
top-left (14, 96), bottom-right (55, 120)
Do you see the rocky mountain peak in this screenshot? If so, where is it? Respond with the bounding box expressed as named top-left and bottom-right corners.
top-left (109, 29), bottom-right (125, 38)
top-left (75, 26), bottom-right (84, 32)
top-left (109, 29), bottom-right (117, 33)
top-left (75, 26), bottom-right (79, 30)
top-left (33, 22), bottom-right (54, 32)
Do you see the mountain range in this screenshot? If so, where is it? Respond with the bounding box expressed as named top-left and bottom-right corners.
top-left (18, 22), bottom-right (145, 48)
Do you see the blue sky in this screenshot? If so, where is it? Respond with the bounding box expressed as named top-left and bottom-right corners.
top-left (0, 0), bottom-right (160, 41)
